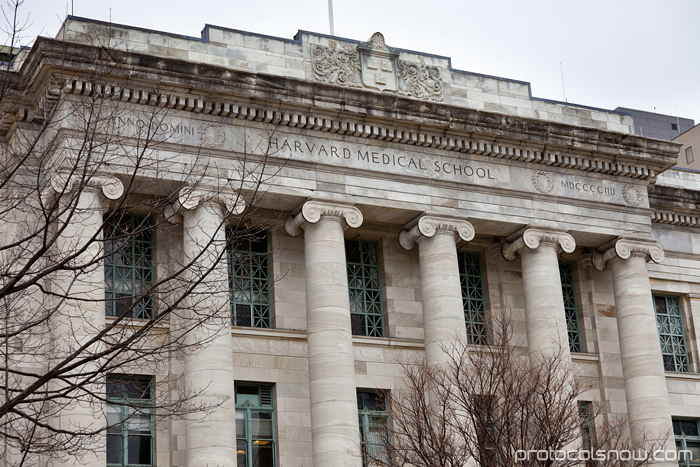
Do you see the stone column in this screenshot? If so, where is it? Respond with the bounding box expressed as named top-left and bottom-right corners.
top-left (50, 175), bottom-right (124, 467)
top-left (593, 238), bottom-right (675, 460)
top-left (502, 228), bottom-right (576, 364)
top-left (171, 186), bottom-right (245, 467)
top-left (285, 200), bottom-right (363, 467)
top-left (399, 214), bottom-right (475, 367)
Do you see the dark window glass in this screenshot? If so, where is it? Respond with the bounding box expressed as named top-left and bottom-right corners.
top-left (105, 214), bottom-right (154, 318)
top-left (345, 240), bottom-right (384, 337)
top-left (228, 231), bottom-right (271, 328)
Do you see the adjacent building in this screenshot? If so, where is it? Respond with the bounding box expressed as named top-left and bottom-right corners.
top-left (3, 15), bottom-right (700, 467)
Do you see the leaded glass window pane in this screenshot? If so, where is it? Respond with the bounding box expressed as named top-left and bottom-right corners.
top-left (346, 240), bottom-right (384, 337)
top-left (106, 375), bottom-right (154, 466)
top-left (458, 252), bottom-right (487, 345)
top-left (235, 384), bottom-right (275, 467)
top-left (228, 231), bottom-right (271, 328)
top-left (559, 262), bottom-right (583, 353)
top-left (654, 295), bottom-right (689, 372)
top-left (105, 215), bottom-right (154, 318)
top-left (357, 390), bottom-right (389, 467)
top-left (674, 418), bottom-right (700, 466)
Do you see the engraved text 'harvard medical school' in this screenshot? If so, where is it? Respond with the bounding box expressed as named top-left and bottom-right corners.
top-left (312, 32), bottom-right (444, 102)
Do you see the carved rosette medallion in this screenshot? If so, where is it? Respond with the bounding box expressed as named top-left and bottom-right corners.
top-left (311, 32), bottom-right (444, 102)
top-left (198, 122), bottom-right (226, 148)
top-left (399, 215), bottom-right (475, 250)
top-left (622, 184), bottom-right (645, 206)
top-left (591, 237), bottom-right (664, 271)
top-left (532, 171), bottom-right (554, 194)
top-left (284, 200), bottom-right (363, 237)
top-left (311, 45), bottom-right (362, 88)
top-left (502, 228), bottom-right (576, 261)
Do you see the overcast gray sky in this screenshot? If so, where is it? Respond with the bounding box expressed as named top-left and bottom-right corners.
top-left (6, 0), bottom-right (700, 125)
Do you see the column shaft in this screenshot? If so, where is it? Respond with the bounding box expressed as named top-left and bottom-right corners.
top-left (418, 232), bottom-right (467, 366)
top-left (183, 203), bottom-right (236, 467)
top-left (610, 255), bottom-right (675, 458)
top-left (304, 218), bottom-right (362, 467)
top-left (520, 244), bottom-right (572, 363)
top-left (51, 188), bottom-right (106, 467)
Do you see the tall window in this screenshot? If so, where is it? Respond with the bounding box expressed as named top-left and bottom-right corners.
top-left (346, 240), bottom-right (384, 337)
top-left (228, 231), bottom-right (271, 328)
top-left (458, 252), bottom-right (487, 345)
top-left (578, 401), bottom-right (595, 451)
top-left (654, 295), bottom-right (690, 372)
top-left (473, 394), bottom-right (497, 465)
top-left (357, 390), bottom-right (389, 466)
top-left (559, 263), bottom-right (583, 353)
top-left (235, 383), bottom-right (275, 467)
top-left (105, 214), bottom-right (154, 318)
top-left (106, 375), bottom-right (154, 466)
top-left (674, 419), bottom-right (700, 466)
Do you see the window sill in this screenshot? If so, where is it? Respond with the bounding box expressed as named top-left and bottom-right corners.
top-left (352, 335), bottom-right (425, 350)
top-left (231, 326), bottom-right (307, 341)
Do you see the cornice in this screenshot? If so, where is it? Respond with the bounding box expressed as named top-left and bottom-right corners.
top-left (9, 38), bottom-right (680, 182)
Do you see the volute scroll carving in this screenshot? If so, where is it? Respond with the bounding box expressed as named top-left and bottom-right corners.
top-left (165, 185), bottom-right (245, 224)
top-left (502, 228), bottom-right (576, 262)
top-left (591, 237), bottom-right (664, 271)
top-left (284, 200), bottom-right (363, 237)
top-left (48, 172), bottom-right (125, 201)
top-left (398, 215), bottom-right (475, 251)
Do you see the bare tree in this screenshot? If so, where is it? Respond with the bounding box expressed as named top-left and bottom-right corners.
top-left (365, 310), bottom-right (668, 467)
top-left (0, 2), bottom-right (284, 465)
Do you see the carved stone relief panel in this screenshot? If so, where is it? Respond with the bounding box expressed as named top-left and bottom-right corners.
top-left (311, 32), bottom-right (444, 102)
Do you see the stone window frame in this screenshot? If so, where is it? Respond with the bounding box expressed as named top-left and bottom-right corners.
top-left (578, 401), bottom-right (596, 451)
top-left (106, 374), bottom-right (154, 467)
top-left (345, 239), bottom-right (385, 337)
top-left (104, 213), bottom-right (155, 318)
top-left (457, 250), bottom-right (489, 345)
top-left (235, 382), bottom-right (276, 467)
top-left (686, 146), bottom-right (695, 165)
top-left (227, 229), bottom-right (272, 328)
top-left (357, 389), bottom-right (389, 467)
top-left (559, 262), bottom-right (584, 353)
top-left (673, 418), bottom-right (700, 467)
top-left (653, 294), bottom-right (691, 373)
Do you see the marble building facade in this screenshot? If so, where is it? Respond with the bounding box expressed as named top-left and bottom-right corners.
top-left (3, 15), bottom-right (700, 467)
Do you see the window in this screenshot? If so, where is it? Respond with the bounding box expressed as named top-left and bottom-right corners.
top-left (473, 394), bottom-right (497, 465)
top-left (458, 251), bottom-right (487, 345)
top-left (687, 146), bottom-right (695, 165)
top-left (357, 391), bottom-right (389, 466)
top-left (105, 214), bottom-right (154, 318)
top-left (346, 240), bottom-right (384, 337)
top-left (674, 419), bottom-right (700, 466)
top-left (235, 384), bottom-right (275, 467)
top-left (559, 263), bottom-right (583, 352)
top-left (672, 123), bottom-right (679, 131)
top-left (578, 401), bottom-right (595, 451)
top-left (654, 295), bottom-right (690, 372)
top-left (106, 376), bottom-right (154, 466)
top-left (228, 231), bottom-right (271, 328)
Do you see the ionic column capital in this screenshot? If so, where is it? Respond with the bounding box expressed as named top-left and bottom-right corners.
top-left (591, 237), bottom-right (664, 271)
top-left (48, 172), bottom-right (125, 201)
top-left (398, 214), bottom-right (474, 250)
top-left (284, 199), bottom-right (363, 237)
top-left (502, 227), bottom-right (576, 262)
top-left (165, 185), bottom-right (245, 223)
